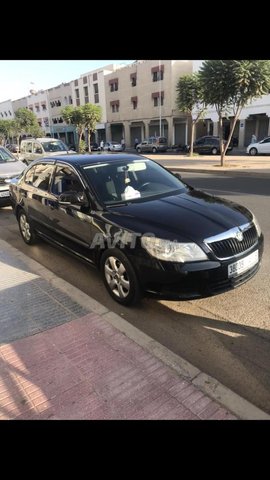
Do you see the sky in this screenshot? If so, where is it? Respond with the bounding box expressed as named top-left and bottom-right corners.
top-left (0, 60), bottom-right (133, 103)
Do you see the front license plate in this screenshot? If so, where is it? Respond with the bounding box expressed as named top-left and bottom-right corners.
top-left (228, 250), bottom-right (259, 278)
top-left (0, 191), bottom-right (10, 198)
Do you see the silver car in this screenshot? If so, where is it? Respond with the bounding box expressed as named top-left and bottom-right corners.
top-left (20, 137), bottom-right (74, 165)
top-left (104, 141), bottom-right (123, 152)
top-left (0, 146), bottom-right (26, 207)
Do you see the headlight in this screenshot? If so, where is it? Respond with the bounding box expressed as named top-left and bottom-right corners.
top-left (141, 236), bottom-right (208, 262)
top-left (252, 213), bottom-right (262, 237)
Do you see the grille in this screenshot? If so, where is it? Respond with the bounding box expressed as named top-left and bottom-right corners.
top-left (207, 225), bottom-right (258, 259)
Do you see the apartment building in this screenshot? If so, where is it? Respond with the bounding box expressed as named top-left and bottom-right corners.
top-left (0, 100), bottom-right (14, 121)
top-left (47, 82), bottom-right (75, 146)
top-left (26, 90), bottom-right (50, 135)
top-left (70, 64), bottom-right (125, 144)
top-left (193, 60), bottom-right (270, 147)
top-left (104, 60), bottom-right (193, 147)
top-left (12, 97), bottom-right (28, 112)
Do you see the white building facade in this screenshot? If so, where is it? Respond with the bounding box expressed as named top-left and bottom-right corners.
top-left (104, 60), bottom-right (193, 147)
top-left (26, 90), bottom-right (50, 135)
top-left (193, 60), bottom-right (270, 147)
top-left (0, 100), bottom-right (14, 121)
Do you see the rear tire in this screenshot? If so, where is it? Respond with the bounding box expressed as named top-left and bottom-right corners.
top-left (152, 147), bottom-right (157, 153)
top-left (100, 248), bottom-right (141, 306)
top-left (18, 210), bottom-right (37, 245)
top-left (136, 147), bottom-right (141, 153)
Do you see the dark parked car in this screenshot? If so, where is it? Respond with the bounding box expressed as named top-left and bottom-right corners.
top-left (192, 136), bottom-right (233, 155)
top-left (9, 154), bottom-right (263, 306)
top-left (0, 146), bottom-right (26, 207)
top-left (6, 143), bottom-right (20, 153)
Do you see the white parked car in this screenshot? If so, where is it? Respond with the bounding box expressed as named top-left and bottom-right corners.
top-left (104, 141), bottom-right (122, 152)
top-left (246, 137), bottom-right (270, 155)
top-left (0, 146), bottom-right (26, 207)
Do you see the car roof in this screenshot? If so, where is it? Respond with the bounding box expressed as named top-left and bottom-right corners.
top-left (28, 153), bottom-right (143, 167)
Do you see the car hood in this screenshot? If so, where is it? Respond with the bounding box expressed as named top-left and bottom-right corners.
top-left (102, 189), bottom-right (253, 243)
top-left (0, 160), bottom-right (26, 177)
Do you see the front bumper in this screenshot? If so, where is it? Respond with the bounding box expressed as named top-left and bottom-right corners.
top-left (130, 237), bottom-right (264, 300)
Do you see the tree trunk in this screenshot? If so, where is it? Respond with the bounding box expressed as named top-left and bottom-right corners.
top-left (188, 121), bottom-right (195, 157)
top-left (219, 116), bottom-right (225, 166)
top-left (88, 130), bottom-right (91, 152)
top-left (223, 108), bottom-right (241, 156)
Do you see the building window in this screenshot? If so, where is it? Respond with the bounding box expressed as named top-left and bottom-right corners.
top-left (9, 110), bottom-right (12, 115)
top-left (109, 79), bottom-right (119, 92)
top-left (131, 96), bottom-right (138, 110)
top-left (29, 106), bottom-right (33, 111)
top-left (84, 86), bottom-right (89, 103)
top-left (93, 73), bottom-right (97, 81)
top-left (4, 111), bottom-right (7, 116)
top-left (75, 89), bottom-right (80, 106)
top-left (69, 96), bottom-right (73, 104)
top-left (41, 104), bottom-right (47, 111)
top-left (130, 73), bottom-right (137, 87)
top-left (75, 79), bottom-right (78, 87)
top-left (94, 83), bottom-right (99, 94)
top-left (83, 76), bottom-right (87, 84)
top-left (35, 105), bottom-right (40, 113)
top-left (111, 101), bottom-right (119, 113)
top-left (152, 65), bottom-right (164, 82)
top-left (152, 91), bottom-right (164, 107)
top-left (94, 94), bottom-right (99, 103)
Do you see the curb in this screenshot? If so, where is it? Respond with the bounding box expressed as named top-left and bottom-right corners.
top-left (1, 238), bottom-right (269, 420)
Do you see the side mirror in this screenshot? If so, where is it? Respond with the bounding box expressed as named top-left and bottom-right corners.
top-left (59, 191), bottom-right (88, 207)
top-left (174, 172), bottom-right (182, 180)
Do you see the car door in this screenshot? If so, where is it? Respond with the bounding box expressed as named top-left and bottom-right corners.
top-left (193, 138), bottom-right (205, 153)
top-left (22, 141), bottom-right (35, 164)
top-left (22, 162), bottom-right (55, 231)
top-left (257, 137), bottom-right (270, 154)
top-left (45, 164), bottom-right (94, 257)
top-left (140, 141), bottom-right (148, 152)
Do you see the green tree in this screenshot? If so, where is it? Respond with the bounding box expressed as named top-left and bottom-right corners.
top-left (62, 105), bottom-right (85, 152)
top-left (0, 120), bottom-right (10, 145)
top-left (15, 107), bottom-right (42, 138)
top-left (176, 73), bottom-right (205, 157)
top-left (82, 103), bottom-right (102, 152)
top-left (199, 60), bottom-right (270, 166)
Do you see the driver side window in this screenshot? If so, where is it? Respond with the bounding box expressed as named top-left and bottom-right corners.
top-left (51, 165), bottom-right (83, 196)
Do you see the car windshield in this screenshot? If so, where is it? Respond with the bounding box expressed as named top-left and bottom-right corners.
top-left (0, 147), bottom-right (16, 162)
top-left (83, 158), bottom-right (188, 205)
top-left (41, 140), bottom-right (68, 152)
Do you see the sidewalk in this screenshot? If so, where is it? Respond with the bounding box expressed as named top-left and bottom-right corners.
top-left (0, 239), bottom-right (268, 420)
top-left (145, 152), bottom-right (270, 178)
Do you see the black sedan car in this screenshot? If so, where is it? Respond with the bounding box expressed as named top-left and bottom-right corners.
top-left (193, 136), bottom-right (233, 155)
top-left (9, 154), bottom-right (263, 306)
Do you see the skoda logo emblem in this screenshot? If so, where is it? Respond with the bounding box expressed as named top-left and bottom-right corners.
top-left (235, 230), bottom-right (243, 242)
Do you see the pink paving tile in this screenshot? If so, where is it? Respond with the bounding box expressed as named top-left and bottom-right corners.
top-left (182, 391), bottom-right (206, 409)
top-left (198, 400), bottom-right (221, 419)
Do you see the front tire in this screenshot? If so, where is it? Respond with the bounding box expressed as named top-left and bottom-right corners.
top-left (18, 210), bottom-right (37, 245)
top-left (136, 147), bottom-right (141, 153)
top-left (100, 249), bottom-right (141, 306)
top-left (249, 147), bottom-right (257, 156)
top-left (211, 147), bottom-right (218, 155)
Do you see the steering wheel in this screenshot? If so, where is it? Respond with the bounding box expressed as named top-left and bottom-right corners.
top-left (138, 182), bottom-right (150, 191)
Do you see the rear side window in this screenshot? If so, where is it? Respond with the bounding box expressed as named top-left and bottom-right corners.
top-left (158, 137), bottom-right (167, 144)
top-left (32, 163), bottom-right (54, 191)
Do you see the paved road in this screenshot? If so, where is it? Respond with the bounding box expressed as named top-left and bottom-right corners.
top-left (1, 173), bottom-right (269, 413)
